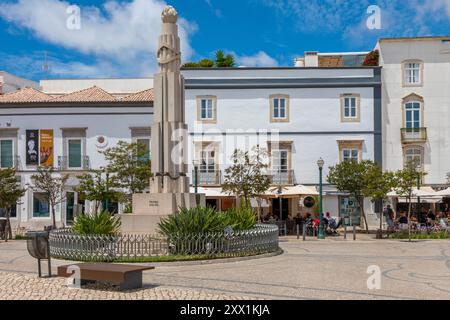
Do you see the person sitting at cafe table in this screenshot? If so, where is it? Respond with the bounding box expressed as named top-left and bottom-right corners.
top-left (427, 210), bottom-right (436, 226)
top-left (398, 213), bottom-right (408, 224)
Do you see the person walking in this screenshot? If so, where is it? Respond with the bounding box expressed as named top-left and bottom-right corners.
top-left (384, 205), bottom-right (395, 231)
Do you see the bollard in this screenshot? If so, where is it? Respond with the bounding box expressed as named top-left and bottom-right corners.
top-left (344, 224), bottom-right (347, 240)
top-left (303, 223), bottom-right (306, 241)
top-left (296, 224), bottom-right (300, 240)
top-left (353, 225), bottom-right (356, 241)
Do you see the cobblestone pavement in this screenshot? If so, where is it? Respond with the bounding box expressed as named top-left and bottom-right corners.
top-left (0, 271), bottom-right (254, 300)
top-left (1, 237), bottom-right (450, 300)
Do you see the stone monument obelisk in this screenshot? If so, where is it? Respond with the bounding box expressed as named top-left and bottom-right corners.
top-left (121, 5), bottom-right (205, 234)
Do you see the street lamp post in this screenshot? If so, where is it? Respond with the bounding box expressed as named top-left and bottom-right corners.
top-left (317, 158), bottom-right (325, 239)
top-left (192, 160), bottom-right (200, 194)
top-left (105, 172), bottom-right (110, 213)
top-left (416, 169), bottom-right (421, 221)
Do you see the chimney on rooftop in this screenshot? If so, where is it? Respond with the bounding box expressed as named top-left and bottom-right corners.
top-left (304, 51), bottom-right (319, 67)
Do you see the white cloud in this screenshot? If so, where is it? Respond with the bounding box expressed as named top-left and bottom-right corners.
top-left (0, 0), bottom-right (197, 77)
top-left (236, 51), bottom-right (279, 67)
top-left (262, 0), bottom-right (450, 39)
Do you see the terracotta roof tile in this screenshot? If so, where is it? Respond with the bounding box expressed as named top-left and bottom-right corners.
top-left (121, 89), bottom-right (154, 102)
top-left (50, 86), bottom-right (117, 102)
top-left (0, 85), bottom-right (154, 104)
top-left (0, 87), bottom-right (52, 103)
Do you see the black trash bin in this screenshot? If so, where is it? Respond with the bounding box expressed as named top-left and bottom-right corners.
top-left (26, 231), bottom-right (51, 277)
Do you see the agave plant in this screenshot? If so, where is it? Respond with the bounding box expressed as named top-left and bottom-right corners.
top-left (158, 205), bottom-right (257, 237)
top-left (72, 211), bottom-right (121, 235)
top-left (223, 206), bottom-right (257, 231)
top-left (158, 206), bottom-right (225, 236)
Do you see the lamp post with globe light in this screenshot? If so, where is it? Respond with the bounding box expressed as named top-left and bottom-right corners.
top-left (317, 158), bottom-right (325, 239)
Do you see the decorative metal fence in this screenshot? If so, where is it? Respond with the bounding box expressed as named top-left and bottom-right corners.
top-left (49, 224), bottom-right (279, 262)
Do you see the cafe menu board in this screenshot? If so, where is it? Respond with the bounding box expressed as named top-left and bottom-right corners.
top-left (25, 130), bottom-right (39, 165)
top-left (39, 129), bottom-right (54, 166)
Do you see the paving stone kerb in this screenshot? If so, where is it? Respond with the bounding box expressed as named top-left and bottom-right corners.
top-left (1, 239), bottom-right (450, 300)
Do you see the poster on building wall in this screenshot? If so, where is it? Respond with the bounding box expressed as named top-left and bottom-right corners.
top-left (25, 130), bottom-right (39, 165)
top-left (39, 129), bottom-right (54, 166)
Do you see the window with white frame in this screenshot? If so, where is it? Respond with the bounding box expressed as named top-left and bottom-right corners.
top-left (341, 94), bottom-right (360, 122)
top-left (200, 150), bottom-right (215, 173)
top-left (197, 97), bottom-right (216, 121)
top-left (344, 97), bottom-right (357, 118)
top-left (271, 96), bottom-right (288, 121)
top-left (404, 101), bottom-right (421, 129)
top-left (0, 139), bottom-right (14, 168)
top-left (272, 149), bottom-right (289, 172)
top-left (342, 148), bottom-right (359, 162)
top-left (404, 61), bottom-right (422, 85)
top-left (404, 146), bottom-right (423, 169)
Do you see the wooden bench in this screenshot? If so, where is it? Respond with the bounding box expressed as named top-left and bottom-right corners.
top-left (57, 263), bottom-right (155, 290)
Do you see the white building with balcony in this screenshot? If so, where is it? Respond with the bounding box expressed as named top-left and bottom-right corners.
top-left (0, 62), bottom-right (383, 230)
top-left (377, 37), bottom-right (450, 191)
top-left (183, 66), bottom-right (382, 225)
top-left (0, 82), bottom-right (153, 230)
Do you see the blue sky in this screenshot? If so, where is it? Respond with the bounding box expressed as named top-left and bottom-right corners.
top-left (1, 0), bottom-right (449, 80)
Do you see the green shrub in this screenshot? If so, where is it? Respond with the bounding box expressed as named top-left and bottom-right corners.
top-left (223, 206), bottom-right (256, 231)
top-left (158, 206), bottom-right (224, 236)
top-left (390, 230), bottom-right (450, 240)
top-left (198, 59), bottom-right (215, 68)
top-left (182, 61), bottom-right (200, 68)
top-left (158, 206), bottom-right (257, 237)
top-left (72, 211), bottom-right (121, 235)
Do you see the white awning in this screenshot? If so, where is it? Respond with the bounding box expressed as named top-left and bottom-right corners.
top-left (397, 197), bottom-right (442, 204)
top-left (265, 185), bottom-right (319, 197)
top-left (250, 198), bottom-right (270, 208)
top-left (189, 187), bottom-right (232, 197)
top-left (388, 187), bottom-right (438, 198)
top-left (436, 187), bottom-right (450, 197)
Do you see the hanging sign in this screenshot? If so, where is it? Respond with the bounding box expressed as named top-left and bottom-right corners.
top-left (303, 196), bottom-right (316, 208)
top-left (26, 130), bottom-right (39, 165)
top-left (40, 129), bottom-right (54, 166)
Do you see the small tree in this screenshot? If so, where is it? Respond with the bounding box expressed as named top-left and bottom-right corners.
top-left (30, 167), bottom-right (68, 229)
top-left (328, 160), bottom-right (379, 233)
top-left (447, 172), bottom-right (450, 186)
top-left (75, 170), bottom-right (122, 214)
top-left (215, 50), bottom-right (235, 67)
top-left (0, 169), bottom-right (26, 241)
top-left (362, 165), bottom-right (396, 235)
top-left (392, 162), bottom-right (422, 242)
top-left (100, 141), bottom-right (152, 211)
top-left (222, 146), bottom-right (270, 220)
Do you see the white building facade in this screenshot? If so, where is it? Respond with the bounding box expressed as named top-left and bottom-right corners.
top-left (0, 84), bottom-right (153, 230)
top-left (183, 67), bottom-right (382, 225)
top-left (0, 65), bottom-right (383, 230)
top-left (378, 37), bottom-right (450, 188)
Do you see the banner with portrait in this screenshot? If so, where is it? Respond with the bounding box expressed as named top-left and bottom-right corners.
top-left (39, 129), bottom-right (54, 166)
top-left (25, 130), bottom-right (39, 165)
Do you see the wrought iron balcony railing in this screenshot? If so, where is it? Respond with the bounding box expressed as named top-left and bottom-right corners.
top-left (401, 127), bottom-right (427, 143)
top-left (58, 156), bottom-right (90, 171)
top-left (267, 170), bottom-right (295, 185)
top-left (192, 170), bottom-right (222, 186)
